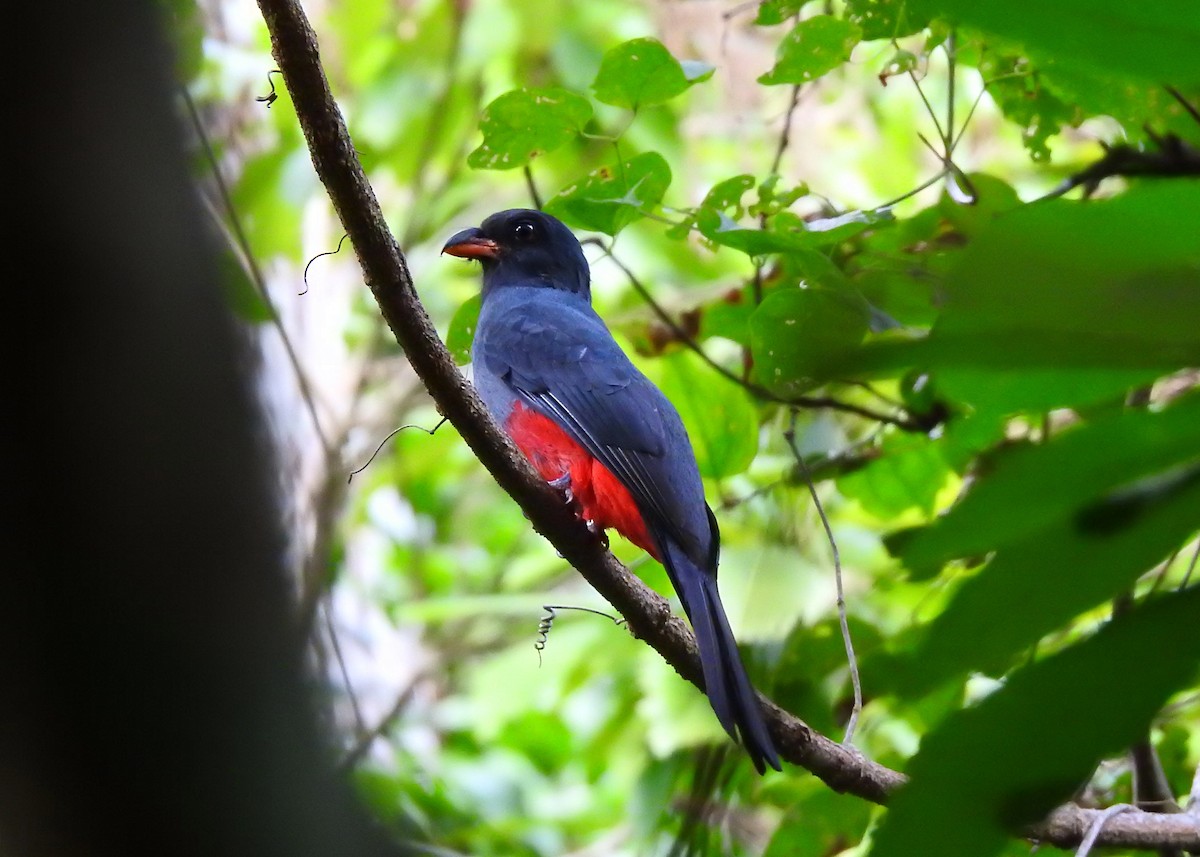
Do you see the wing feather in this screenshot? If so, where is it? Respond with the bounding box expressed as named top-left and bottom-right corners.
top-left (478, 299), bottom-right (707, 559)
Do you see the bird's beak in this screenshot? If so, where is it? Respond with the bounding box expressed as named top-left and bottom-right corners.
top-left (442, 227), bottom-right (500, 260)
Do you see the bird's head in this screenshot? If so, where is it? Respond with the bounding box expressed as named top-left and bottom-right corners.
top-left (442, 209), bottom-right (591, 300)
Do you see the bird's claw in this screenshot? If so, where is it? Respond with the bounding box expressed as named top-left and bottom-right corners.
top-left (548, 473), bottom-right (575, 505)
top-left (586, 519), bottom-right (609, 548)
top-left (548, 476), bottom-right (606, 547)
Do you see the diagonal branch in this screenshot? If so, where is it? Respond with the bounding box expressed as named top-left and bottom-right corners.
top-left (253, 1), bottom-right (1200, 851)
top-left (254, 0), bottom-right (897, 805)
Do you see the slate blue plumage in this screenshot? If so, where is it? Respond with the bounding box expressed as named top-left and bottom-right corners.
top-left (445, 209), bottom-right (780, 773)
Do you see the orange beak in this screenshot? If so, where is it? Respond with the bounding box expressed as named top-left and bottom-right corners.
top-left (442, 227), bottom-right (500, 260)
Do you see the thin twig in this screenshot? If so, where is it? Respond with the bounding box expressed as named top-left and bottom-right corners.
top-left (719, 445), bottom-right (881, 511)
top-left (337, 679), bottom-right (422, 774)
top-left (593, 243), bottom-right (929, 430)
top-left (904, 61), bottom-right (948, 147)
top-left (944, 33), bottom-right (956, 152)
top-left (523, 165), bottom-right (544, 210)
top-left (182, 86), bottom-right (334, 454)
top-left (1075, 804), bottom-right (1134, 857)
top-left (770, 84), bottom-right (804, 175)
top-left (323, 599), bottom-right (366, 735)
top-left (1146, 546), bottom-right (1182, 596)
top-left (784, 411), bottom-right (862, 743)
top-left (347, 418), bottom-right (447, 483)
top-left (1165, 85), bottom-right (1200, 127)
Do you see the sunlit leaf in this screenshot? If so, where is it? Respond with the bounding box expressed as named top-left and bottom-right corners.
top-left (759, 16), bottom-right (862, 85)
top-left (545, 152), bottom-right (671, 235)
top-left (696, 208), bottom-right (815, 255)
top-left (754, 0), bottom-right (816, 26)
top-left (447, 293), bottom-right (481, 366)
top-left (467, 87), bottom-right (592, 170)
top-left (975, 51), bottom-right (1082, 161)
top-left (592, 37), bottom-right (713, 109)
top-left (845, 0), bottom-right (930, 40)
top-left (837, 433), bottom-right (954, 519)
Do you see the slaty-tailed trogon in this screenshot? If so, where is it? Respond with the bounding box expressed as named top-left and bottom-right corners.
top-left (443, 209), bottom-right (780, 773)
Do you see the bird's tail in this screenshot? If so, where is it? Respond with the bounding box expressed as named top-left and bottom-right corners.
top-left (660, 539), bottom-right (781, 773)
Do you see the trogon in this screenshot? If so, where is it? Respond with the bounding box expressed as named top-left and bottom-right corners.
top-left (443, 209), bottom-right (781, 773)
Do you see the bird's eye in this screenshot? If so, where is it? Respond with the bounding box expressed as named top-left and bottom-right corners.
top-left (514, 221), bottom-right (536, 241)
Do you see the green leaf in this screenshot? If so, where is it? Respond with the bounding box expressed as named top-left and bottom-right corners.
top-left (837, 433), bottom-right (954, 519)
top-left (701, 174), bottom-right (758, 212)
top-left (696, 208), bottom-right (814, 255)
top-left (869, 586), bottom-right (1200, 857)
top-left (698, 287), bottom-right (755, 347)
top-left (892, 461), bottom-right (1200, 694)
top-left (844, 183), bottom-right (1200, 416)
top-left (910, 0), bottom-right (1200, 86)
top-left (844, 0), bottom-right (930, 41)
top-left (976, 50), bottom-right (1082, 161)
top-left (545, 152), bottom-right (672, 235)
top-left (801, 207), bottom-right (896, 243)
top-left (644, 349), bottom-right (758, 479)
top-left (665, 174), bottom-right (755, 239)
top-left (446, 293), bottom-right (481, 366)
top-left (591, 37), bottom-right (712, 110)
top-left (764, 784), bottom-right (873, 857)
top-left (217, 249), bottom-right (272, 323)
top-left (759, 16), bottom-right (862, 85)
top-left (895, 392), bottom-right (1200, 571)
top-left (754, 0), bottom-right (814, 26)
top-left (467, 87), bottom-right (592, 170)
top-left (749, 287), bottom-right (870, 395)
top-left (931, 185), bottom-right (1200, 406)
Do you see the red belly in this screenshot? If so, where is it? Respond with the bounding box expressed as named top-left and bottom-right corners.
top-left (506, 401), bottom-right (658, 560)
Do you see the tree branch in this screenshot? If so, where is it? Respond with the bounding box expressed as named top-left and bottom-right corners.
top-left (253, 1), bottom-right (1200, 851)
top-left (255, 0), bottom-right (899, 805)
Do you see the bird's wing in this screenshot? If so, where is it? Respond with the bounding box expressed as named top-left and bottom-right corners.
top-left (478, 301), bottom-right (706, 559)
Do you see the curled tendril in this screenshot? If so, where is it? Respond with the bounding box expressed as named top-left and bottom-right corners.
top-left (535, 604), bottom-right (626, 666)
top-left (256, 69), bottom-right (283, 108)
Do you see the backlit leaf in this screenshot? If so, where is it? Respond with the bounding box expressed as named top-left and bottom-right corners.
top-left (545, 152), bottom-right (672, 235)
top-left (592, 37), bottom-right (713, 109)
top-left (759, 16), bottom-right (862, 85)
top-left (468, 87), bottom-right (592, 170)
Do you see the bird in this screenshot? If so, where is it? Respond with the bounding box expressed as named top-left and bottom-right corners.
top-left (443, 209), bottom-right (781, 774)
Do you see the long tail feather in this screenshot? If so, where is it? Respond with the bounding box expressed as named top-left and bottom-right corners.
top-left (660, 539), bottom-right (781, 773)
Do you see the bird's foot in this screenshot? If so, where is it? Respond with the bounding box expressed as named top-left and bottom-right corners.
top-left (585, 519), bottom-right (610, 549)
top-left (548, 473), bottom-right (574, 505)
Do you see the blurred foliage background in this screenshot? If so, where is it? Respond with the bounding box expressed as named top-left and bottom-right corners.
top-left (174, 0), bottom-right (1200, 853)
